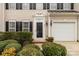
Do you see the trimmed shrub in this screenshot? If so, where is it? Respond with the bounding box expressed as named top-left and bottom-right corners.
top-left (15, 32), bottom-right (33, 45)
top-left (46, 37), bottom-right (54, 42)
top-left (4, 39), bottom-right (18, 44)
top-left (0, 32), bottom-right (15, 40)
top-left (17, 47), bottom-right (43, 56)
top-left (0, 32), bottom-right (33, 45)
top-left (1, 47), bottom-right (16, 56)
top-left (0, 41), bottom-right (7, 52)
top-left (5, 43), bottom-right (21, 52)
top-left (23, 44), bottom-right (40, 50)
top-left (42, 42), bottom-right (67, 56)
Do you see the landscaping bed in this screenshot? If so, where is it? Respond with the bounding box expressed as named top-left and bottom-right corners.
top-left (0, 32), bottom-right (67, 56)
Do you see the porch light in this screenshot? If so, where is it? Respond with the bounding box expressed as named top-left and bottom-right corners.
top-left (46, 22), bottom-right (48, 26)
top-left (50, 20), bottom-right (52, 26)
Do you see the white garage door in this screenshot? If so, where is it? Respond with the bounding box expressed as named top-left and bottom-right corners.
top-left (52, 21), bottom-right (77, 41)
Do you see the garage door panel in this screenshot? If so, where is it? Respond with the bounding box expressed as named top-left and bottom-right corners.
top-left (52, 22), bottom-right (76, 41)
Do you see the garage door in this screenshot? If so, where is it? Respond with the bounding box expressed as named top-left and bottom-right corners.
top-left (52, 21), bottom-right (77, 41)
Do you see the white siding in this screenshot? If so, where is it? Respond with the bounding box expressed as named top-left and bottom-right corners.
top-left (36, 3), bottom-right (43, 10)
top-left (50, 3), bottom-right (57, 10)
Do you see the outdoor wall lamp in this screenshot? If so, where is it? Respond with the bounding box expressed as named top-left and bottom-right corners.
top-left (50, 20), bottom-right (52, 26)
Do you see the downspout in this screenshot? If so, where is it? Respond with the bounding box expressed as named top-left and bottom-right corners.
top-left (77, 15), bottom-right (79, 42)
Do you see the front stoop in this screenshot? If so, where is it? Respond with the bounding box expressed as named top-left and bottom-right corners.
top-left (32, 39), bottom-right (46, 43)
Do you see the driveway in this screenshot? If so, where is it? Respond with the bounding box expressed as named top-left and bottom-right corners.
top-left (35, 42), bottom-right (79, 56)
top-left (55, 42), bottom-right (79, 56)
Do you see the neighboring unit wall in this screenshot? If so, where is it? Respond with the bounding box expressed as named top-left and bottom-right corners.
top-left (74, 3), bottom-right (79, 11)
top-left (0, 3), bottom-right (5, 32)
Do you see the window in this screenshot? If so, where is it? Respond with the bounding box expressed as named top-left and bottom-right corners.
top-left (57, 3), bottom-right (63, 9)
top-left (30, 3), bottom-right (36, 10)
top-left (63, 3), bottom-right (71, 10)
top-left (36, 3), bottom-right (43, 10)
top-left (5, 21), bottom-right (33, 32)
top-left (9, 22), bottom-right (16, 32)
top-left (50, 3), bottom-right (57, 10)
top-left (16, 3), bottom-right (22, 10)
top-left (22, 22), bottom-right (30, 32)
top-left (22, 3), bottom-right (29, 10)
top-left (9, 3), bottom-right (16, 10)
top-left (43, 3), bottom-right (50, 10)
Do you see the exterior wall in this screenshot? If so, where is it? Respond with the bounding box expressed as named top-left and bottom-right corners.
top-left (0, 3), bottom-right (79, 41)
top-left (0, 3), bottom-right (5, 32)
top-left (5, 10), bottom-right (48, 21)
top-left (74, 3), bottom-right (79, 11)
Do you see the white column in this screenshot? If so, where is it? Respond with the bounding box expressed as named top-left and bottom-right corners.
top-left (48, 17), bottom-right (51, 37)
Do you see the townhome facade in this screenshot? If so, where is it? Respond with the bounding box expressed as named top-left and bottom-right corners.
top-left (0, 3), bottom-right (79, 42)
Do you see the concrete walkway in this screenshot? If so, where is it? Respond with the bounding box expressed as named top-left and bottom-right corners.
top-left (35, 42), bottom-right (79, 56)
top-left (55, 42), bottom-right (79, 56)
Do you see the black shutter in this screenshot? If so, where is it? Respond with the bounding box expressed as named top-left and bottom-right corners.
top-left (33, 3), bottom-right (36, 10)
top-left (20, 22), bottom-right (22, 31)
top-left (61, 3), bottom-right (63, 9)
top-left (57, 3), bottom-right (59, 9)
top-left (5, 21), bottom-right (9, 32)
top-left (30, 3), bottom-right (32, 10)
top-left (47, 3), bottom-right (50, 9)
top-left (16, 22), bottom-right (22, 32)
top-left (71, 3), bottom-right (74, 9)
top-left (5, 3), bottom-right (9, 9)
top-left (43, 3), bottom-right (46, 10)
top-left (30, 22), bottom-right (33, 32)
top-left (20, 3), bottom-right (22, 9)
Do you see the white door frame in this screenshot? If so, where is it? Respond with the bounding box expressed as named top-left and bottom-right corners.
top-left (52, 19), bottom-right (77, 41)
top-left (33, 16), bottom-right (45, 40)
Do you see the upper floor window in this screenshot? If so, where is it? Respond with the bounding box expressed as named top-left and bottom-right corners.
top-left (57, 3), bottom-right (74, 10)
top-left (50, 3), bottom-right (57, 10)
top-left (5, 3), bottom-right (74, 10)
top-left (30, 3), bottom-right (36, 10)
top-left (22, 3), bottom-right (29, 10)
top-left (36, 3), bottom-right (43, 10)
top-left (43, 3), bottom-right (50, 10)
top-left (16, 3), bottom-right (22, 10)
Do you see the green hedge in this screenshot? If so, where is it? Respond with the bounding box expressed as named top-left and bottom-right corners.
top-left (0, 32), bottom-right (15, 40)
top-left (15, 32), bottom-right (33, 45)
top-left (23, 44), bottom-right (40, 50)
top-left (4, 39), bottom-right (18, 44)
top-left (0, 41), bottom-right (7, 52)
top-left (17, 47), bottom-right (43, 56)
top-left (42, 42), bottom-right (67, 56)
top-left (0, 32), bottom-right (33, 45)
top-left (5, 43), bottom-right (22, 52)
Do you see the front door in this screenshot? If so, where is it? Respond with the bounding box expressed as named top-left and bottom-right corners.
top-left (33, 16), bottom-right (45, 40)
top-left (36, 22), bottom-right (43, 38)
